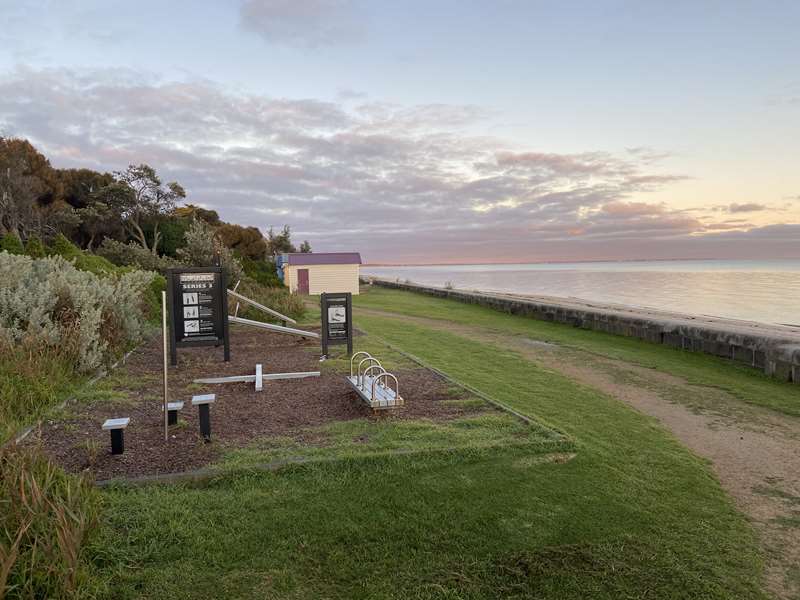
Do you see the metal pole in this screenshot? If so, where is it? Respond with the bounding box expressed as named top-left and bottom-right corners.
top-left (162, 291), bottom-right (169, 441)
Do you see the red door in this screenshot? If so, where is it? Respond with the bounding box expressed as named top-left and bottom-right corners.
top-left (297, 269), bottom-right (309, 294)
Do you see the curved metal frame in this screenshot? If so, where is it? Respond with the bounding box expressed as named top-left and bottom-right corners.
top-left (372, 372), bottom-right (400, 404)
top-left (350, 351), bottom-right (373, 376)
top-left (361, 364), bottom-right (387, 391)
top-left (358, 357), bottom-right (382, 386)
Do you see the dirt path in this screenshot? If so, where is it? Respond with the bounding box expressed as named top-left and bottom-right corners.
top-left (357, 306), bottom-right (800, 599)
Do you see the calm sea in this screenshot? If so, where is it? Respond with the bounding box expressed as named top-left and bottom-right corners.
top-left (361, 259), bottom-right (800, 326)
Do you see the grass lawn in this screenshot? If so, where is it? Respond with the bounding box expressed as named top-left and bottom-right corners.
top-left (91, 287), bottom-right (771, 599)
top-left (354, 286), bottom-right (800, 417)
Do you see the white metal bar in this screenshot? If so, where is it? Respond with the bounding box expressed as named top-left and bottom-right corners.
top-left (255, 364), bottom-right (263, 391)
top-left (194, 375), bottom-right (255, 384)
top-left (263, 371), bottom-right (320, 381)
top-left (193, 371), bottom-right (320, 385)
top-left (227, 289), bottom-right (297, 324)
top-left (228, 315), bottom-right (319, 339)
top-left (232, 279), bottom-right (241, 318)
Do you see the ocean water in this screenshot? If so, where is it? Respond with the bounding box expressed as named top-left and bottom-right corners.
top-left (361, 259), bottom-right (800, 326)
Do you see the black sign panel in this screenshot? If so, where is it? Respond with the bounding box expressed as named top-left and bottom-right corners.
top-left (321, 292), bottom-right (352, 356)
top-left (167, 267), bottom-right (230, 365)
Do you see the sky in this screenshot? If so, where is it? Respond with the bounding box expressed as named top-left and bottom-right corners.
top-left (0, 0), bottom-right (798, 264)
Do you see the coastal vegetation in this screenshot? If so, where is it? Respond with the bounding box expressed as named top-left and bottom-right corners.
top-left (5, 287), bottom-right (791, 598)
top-left (1, 137), bottom-right (794, 597)
top-left (0, 137), bottom-right (310, 597)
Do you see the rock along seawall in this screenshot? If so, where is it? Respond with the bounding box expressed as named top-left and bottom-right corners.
top-left (365, 278), bottom-right (800, 384)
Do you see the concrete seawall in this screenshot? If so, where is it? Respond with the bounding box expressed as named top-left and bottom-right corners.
top-left (365, 278), bottom-right (800, 384)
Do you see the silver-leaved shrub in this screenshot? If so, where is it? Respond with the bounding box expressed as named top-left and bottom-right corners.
top-left (0, 252), bottom-right (157, 372)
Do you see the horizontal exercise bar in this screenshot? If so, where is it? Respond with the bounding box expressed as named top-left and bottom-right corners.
top-left (193, 371), bottom-right (321, 384)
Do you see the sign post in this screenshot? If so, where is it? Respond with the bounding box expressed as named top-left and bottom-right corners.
top-left (167, 267), bottom-right (230, 366)
top-left (162, 291), bottom-right (169, 441)
top-left (321, 292), bottom-right (353, 357)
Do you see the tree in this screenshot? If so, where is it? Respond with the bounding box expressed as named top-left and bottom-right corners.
top-left (266, 225), bottom-right (297, 255)
top-left (76, 201), bottom-right (114, 250)
top-left (0, 137), bottom-right (62, 238)
top-left (114, 164), bottom-right (185, 254)
top-left (57, 168), bottom-right (115, 210)
top-left (173, 204), bottom-right (221, 226)
top-left (177, 219), bottom-right (243, 282)
top-left (217, 223), bottom-right (268, 260)
top-left (299, 240), bottom-right (312, 253)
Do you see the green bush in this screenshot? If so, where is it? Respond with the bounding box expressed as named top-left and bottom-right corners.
top-left (0, 446), bottom-right (104, 598)
top-left (178, 219), bottom-right (243, 283)
top-left (49, 233), bottom-right (81, 259)
top-left (49, 234), bottom-right (122, 277)
top-left (24, 235), bottom-right (46, 258)
top-left (0, 253), bottom-right (157, 372)
top-left (235, 278), bottom-right (305, 323)
top-left (96, 238), bottom-right (179, 274)
top-left (0, 233), bottom-right (24, 255)
top-left (144, 274), bottom-right (167, 324)
top-left (239, 256), bottom-right (282, 287)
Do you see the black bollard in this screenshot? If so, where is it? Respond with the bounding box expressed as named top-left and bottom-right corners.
top-left (168, 409), bottom-right (178, 426)
top-left (199, 403), bottom-right (211, 442)
top-left (111, 429), bottom-right (124, 454)
top-left (191, 394), bottom-right (215, 443)
top-left (102, 417), bottom-right (130, 455)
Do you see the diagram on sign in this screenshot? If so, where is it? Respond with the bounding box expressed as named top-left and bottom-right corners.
top-left (184, 320), bottom-right (200, 333)
top-left (183, 292), bottom-right (198, 305)
top-left (183, 306), bottom-right (199, 319)
top-left (328, 306), bottom-right (346, 323)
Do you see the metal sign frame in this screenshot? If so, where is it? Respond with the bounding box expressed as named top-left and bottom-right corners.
top-left (167, 266), bottom-right (230, 365)
top-left (321, 292), bottom-right (353, 356)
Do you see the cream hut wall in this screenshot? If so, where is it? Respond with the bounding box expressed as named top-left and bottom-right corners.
top-left (280, 253), bottom-right (362, 295)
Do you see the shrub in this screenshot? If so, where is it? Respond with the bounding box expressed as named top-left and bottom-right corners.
top-left (49, 235), bottom-right (126, 277)
top-left (24, 235), bottom-right (46, 258)
top-left (49, 233), bottom-right (81, 259)
top-left (0, 446), bottom-right (104, 598)
top-left (0, 253), bottom-right (157, 372)
top-left (143, 274), bottom-right (167, 325)
top-left (178, 219), bottom-right (243, 283)
top-left (239, 255), bottom-right (282, 287)
top-left (96, 238), bottom-right (179, 274)
top-left (0, 233), bottom-right (24, 255)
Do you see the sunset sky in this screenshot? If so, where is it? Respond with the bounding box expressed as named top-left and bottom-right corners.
top-left (1, 0), bottom-right (798, 263)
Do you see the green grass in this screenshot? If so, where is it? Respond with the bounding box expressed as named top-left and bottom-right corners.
top-left (220, 413), bottom-right (571, 468)
top-left (0, 347), bottom-right (82, 443)
top-left (92, 287), bottom-right (769, 599)
top-left (354, 286), bottom-right (800, 417)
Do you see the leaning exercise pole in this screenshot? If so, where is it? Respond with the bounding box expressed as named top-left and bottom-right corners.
top-left (227, 289), bottom-right (297, 325)
top-left (228, 315), bottom-right (319, 339)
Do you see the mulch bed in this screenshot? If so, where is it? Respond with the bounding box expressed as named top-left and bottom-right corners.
top-left (25, 325), bottom-right (490, 481)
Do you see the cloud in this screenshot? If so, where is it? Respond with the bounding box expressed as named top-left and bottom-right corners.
top-left (239, 0), bottom-right (365, 47)
top-left (727, 202), bottom-right (767, 213)
top-left (1, 66), bottom-right (792, 263)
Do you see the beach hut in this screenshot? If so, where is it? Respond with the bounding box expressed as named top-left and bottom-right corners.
top-left (280, 252), bottom-right (362, 295)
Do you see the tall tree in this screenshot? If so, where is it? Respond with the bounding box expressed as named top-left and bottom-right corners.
top-left (265, 225), bottom-right (297, 255)
top-left (217, 223), bottom-right (268, 260)
top-left (114, 164), bottom-right (185, 254)
top-left (0, 137), bottom-right (66, 239)
top-left (173, 204), bottom-right (221, 226)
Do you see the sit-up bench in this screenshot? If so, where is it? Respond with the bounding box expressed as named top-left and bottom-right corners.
top-left (345, 352), bottom-right (403, 409)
